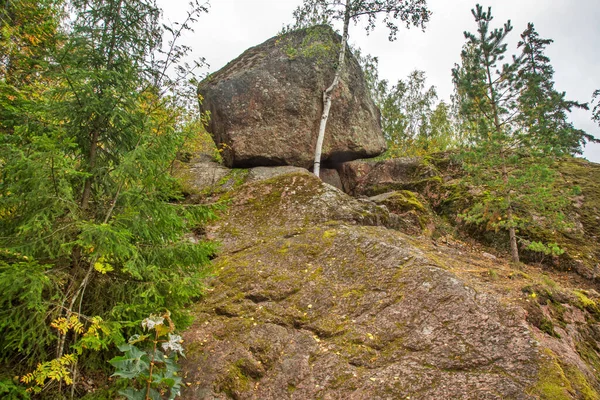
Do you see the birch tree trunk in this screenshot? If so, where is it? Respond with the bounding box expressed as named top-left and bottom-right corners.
top-left (313, 0), bottom-right (351, 177)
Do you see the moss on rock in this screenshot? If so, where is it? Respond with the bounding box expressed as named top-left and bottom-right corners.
top-left (529, 348), bottom-right (600, 400)
top-left (178, 167), bottom-right (600, 399)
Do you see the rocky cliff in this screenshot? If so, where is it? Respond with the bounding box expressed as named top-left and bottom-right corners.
top-left (182, 24), bottom-right (600, 399)
top-left (177, 159), bottom-right (600, 399)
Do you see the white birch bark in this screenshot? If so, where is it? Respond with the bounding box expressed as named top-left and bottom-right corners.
top-left (313, 0), bottom-right (351, 177)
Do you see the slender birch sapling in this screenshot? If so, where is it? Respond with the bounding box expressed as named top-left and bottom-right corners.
top-left (293, 0), bottom-right (431, 177)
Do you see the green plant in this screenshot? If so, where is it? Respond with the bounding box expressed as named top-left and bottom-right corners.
top-left (0, 0), bottom-right (216, 376)
top-left (284, 44), bottom-right (299, 59)
top-left (0, 378), bottom-right (29, 400)
top-left (20, 315), bottom-right (120, 394)
top-left (452, 6), bottom-right (581, 263)
top-left (110, 312), bottom-right (184, 400)
top-left (593, 89), bottom-right (600, 126)
top-left (526, 241), bottom-right (565, 257)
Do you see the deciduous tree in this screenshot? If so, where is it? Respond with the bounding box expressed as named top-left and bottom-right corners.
top-left (357, 53), bottom-right (454, 156)
top-left (424, 100), bottom-right (456, 153)
top-left (293, 0), bottom-right (431, 176)
top-left (377, 70), bottom-right (439, 156)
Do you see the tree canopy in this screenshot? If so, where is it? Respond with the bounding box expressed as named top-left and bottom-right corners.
top-left (451, 5), bottom-right (581, 263)
top-left (0, 1), bottom-right (215, 393)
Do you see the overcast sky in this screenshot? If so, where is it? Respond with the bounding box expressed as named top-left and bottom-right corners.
top-left (158, 0), bottom-right (600, 163)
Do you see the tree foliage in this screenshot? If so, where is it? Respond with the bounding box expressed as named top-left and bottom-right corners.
top-left (515, 23), bottom-right (596, 155)
top-left (452, 5), bottom-right (583, 263)
top-left (379, 71), bottom-right (453, 157)
top-left (0, 0), bottom-right (215, 384)
top-left (293, 0), bottom-right (431, 39)
top-left (426, 101), bottom-right (456, 153)
top-left (593, 89), bottom-right (600, 126)
top-left (358, 53), bottom-right (457, 156)
top-left (0, 0), bottom-right (63, 84)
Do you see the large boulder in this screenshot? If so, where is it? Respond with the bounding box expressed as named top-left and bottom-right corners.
top-left (198, 25), bottom-right (386, 168)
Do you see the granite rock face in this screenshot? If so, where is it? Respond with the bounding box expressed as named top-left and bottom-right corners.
top-left (178, 172), bottom-right (600, 399)
top-left (198, 25), bottom-right (386, 168)
top-left (337, 157), bottom-right (442, 196)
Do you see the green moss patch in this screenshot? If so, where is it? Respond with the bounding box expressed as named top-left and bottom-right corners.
top-left (218, 359), bottom-right (255, 397)
top-left (529, 349), bottom-right (574, 399)
top-left (529, 349), bottom-right (600, 400)
top-left (573, 290), bottom-right (600, 315)
top-left (373, 190), bottom-right (427, 213)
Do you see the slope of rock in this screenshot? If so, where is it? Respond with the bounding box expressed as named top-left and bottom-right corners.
top-left (197, 25), bottom-right (386, 168)
top-left (337, 155), bottom-right (600, 279)
top-left (180, 171), bottom-right (600, 399)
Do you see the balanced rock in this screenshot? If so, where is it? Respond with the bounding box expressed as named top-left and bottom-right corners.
top-left (198, 25), bottom-right (386, 168)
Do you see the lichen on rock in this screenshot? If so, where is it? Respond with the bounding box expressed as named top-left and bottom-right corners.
top-left (197, 25), bottom-right (385, 169)
top-left (177, 170), bottom-right (600, 399)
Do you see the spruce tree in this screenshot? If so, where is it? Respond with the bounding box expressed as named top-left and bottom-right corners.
top-left (516, 23), bottom-right (597, 155)
top-left (0, 0), bottom-right (215, 377)
top-left (452, 5), bottom-right (573, 263)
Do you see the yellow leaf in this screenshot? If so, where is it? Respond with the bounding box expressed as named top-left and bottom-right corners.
top-left (94, 257), bottom-right (114, 274)
top-left (155, 323), bottom-right (171, 337)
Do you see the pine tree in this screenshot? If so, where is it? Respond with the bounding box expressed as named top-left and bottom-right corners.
top-left (516, 23), bottom-right (597, 155)
top-left (452, 5), bottom-right (573, 263)
top-left (0, 0), bottom-right (215, 374)
top-left (453, 4), bottom-right (523, 262)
